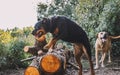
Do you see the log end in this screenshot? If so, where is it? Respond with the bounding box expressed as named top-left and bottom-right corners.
top-left (24, 66), bottom-right (40, 75)
top-left (23, 46), bottom-right (31, 52)
top-left (40, 54), bottom-right (61, 73)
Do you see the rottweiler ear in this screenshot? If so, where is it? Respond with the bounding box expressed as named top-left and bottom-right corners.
top-left (42, 18), bottom-right (48, 24)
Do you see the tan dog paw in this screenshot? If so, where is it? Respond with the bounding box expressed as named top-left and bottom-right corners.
top-left (101, 64), bottom-right (105, 68)
top-left (94, 65), bottom-right (99, 69)
top-left (108, 60), bottom-right (112, 63)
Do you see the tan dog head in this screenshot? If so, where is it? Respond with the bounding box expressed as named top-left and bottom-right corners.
top-left (97, 32), bottom-right (109, 43)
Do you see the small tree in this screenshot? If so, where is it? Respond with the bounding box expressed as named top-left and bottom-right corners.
top-left (37, 0), bottom-right (78, 20)
top-left (75, 0), bottom-right (120, 56)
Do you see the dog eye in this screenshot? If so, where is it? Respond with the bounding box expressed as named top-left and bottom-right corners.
top-left (39, 31), bottom-right (43, 35)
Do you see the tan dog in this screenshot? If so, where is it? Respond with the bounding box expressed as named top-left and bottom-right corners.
top-left (94, 31), bottom-right (120, 69)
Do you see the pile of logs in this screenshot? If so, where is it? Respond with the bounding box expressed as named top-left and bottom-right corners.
top-left (22, 40), bottom-right (79, 75)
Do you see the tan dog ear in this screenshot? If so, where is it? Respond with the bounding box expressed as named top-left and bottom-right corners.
top-left (96, 33), bottom-right (98, 38)
top-left (105, 32), bottom-right (109, 36)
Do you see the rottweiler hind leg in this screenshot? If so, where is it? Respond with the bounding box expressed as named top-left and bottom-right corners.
top-left (74, 44), bottom-right (83, 75)
top-left (82, 44), bottom-right (95, 75)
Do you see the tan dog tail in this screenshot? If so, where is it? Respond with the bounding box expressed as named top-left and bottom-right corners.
top-left (110, 35), bottom-right (120, 39)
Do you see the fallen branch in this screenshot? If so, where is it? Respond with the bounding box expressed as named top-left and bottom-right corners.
top-left (68, 61), bottom-right (79, 70)
top-left (21, 56), bottom-right (36, 62)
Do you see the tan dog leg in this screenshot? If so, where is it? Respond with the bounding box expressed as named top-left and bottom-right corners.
top-left (101, 52), bottom-right (106, 67)
top-left (108, 50), bottom-right (111, 63)
top-left (94, 49), bottom-right (99, 69)
top-left (99, 53), bottom-right (102, 63)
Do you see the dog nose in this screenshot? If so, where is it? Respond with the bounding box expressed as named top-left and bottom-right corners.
top-left (103, 35), bottom-right (107, 39)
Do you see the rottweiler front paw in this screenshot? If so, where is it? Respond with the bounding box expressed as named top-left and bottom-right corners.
top-left (44, 45), bottom-right (50, 50)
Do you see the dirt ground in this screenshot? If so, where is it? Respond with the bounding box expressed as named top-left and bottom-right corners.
top-left (0, 67), bottom-right (120, 75)
top-left (0, 63), bottom-right (120, 75)
top-left (0, 68), bottom-right (24, 75)
top-left (0, 58), bottom-right (120, 75)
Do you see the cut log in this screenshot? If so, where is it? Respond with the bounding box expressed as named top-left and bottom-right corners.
top-left (24, 48), bottom-right (79, 75)
top-left (24, 66), bottom-right (40, 75)
top-left (23, 39), bottom-right (47, 55)
top-left (40, 54), bottom-right (61, 73)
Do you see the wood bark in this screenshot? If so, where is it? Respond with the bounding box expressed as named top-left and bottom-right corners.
top-left (23, 40), bottom-right (79, 75)
top-left (23, 39), bottom-right (47, 56)
top-left (24, 49), bottom-right (79, 75)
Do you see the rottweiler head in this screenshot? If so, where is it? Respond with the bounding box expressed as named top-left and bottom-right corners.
top-left (32, 18), bottom-right (50, 42)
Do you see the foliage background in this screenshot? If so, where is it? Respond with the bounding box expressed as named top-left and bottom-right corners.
top-left (0, 0), bottom-right (120, 70)
top-left (0, 27), bottom-right (34, 70)
top-left (37, 0), bottom-right (120, 56)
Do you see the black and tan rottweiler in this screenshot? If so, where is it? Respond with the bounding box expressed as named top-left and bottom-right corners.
top-left (32, 16), bottom-right (95, 75)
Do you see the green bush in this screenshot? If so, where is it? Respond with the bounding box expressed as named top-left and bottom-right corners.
top-left (0, 28), bottom-right (34, 70)
top-left (7, 37), bottom-right (34, 69)
top-left (0, 43), bottom-right (10, 70)
top-left (75, 0), bottom-right (120, 56)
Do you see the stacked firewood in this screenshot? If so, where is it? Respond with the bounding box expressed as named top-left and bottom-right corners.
top-left (22, 40), bottom-right (79, 75)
